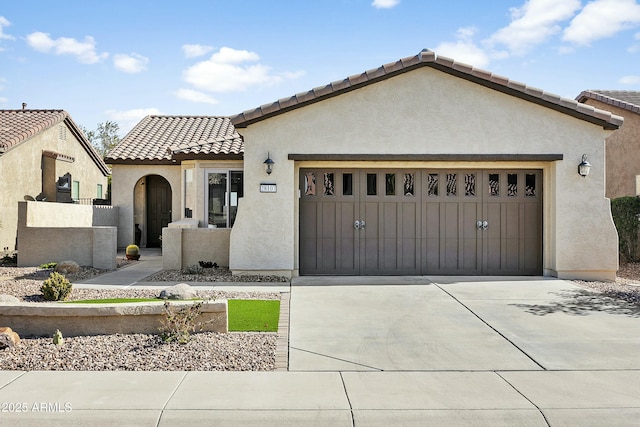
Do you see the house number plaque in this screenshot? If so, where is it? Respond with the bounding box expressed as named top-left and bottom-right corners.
top-left (260, 183), bottom-right (277, 193)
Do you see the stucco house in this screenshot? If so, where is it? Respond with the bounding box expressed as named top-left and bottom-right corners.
top-left (108, 50), bottom-right (623, 281)
top-left (0, 109), bottom-right (110, 253)
top-left (577, 91), bottom-right (640, 199)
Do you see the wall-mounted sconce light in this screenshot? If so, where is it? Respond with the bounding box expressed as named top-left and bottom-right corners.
top-left (578, 154), bottom-right (591, 178)
top-left (264, 152), bottom-right (274, 175)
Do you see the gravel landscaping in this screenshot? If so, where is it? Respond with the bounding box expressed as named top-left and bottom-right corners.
top-left (0, 262), bottom-right (285, 371)
top-left (1, 261), bottom-right (639, 371)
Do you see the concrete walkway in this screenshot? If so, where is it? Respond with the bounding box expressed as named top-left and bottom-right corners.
top-left (2, 259), bottom-right (640, 426)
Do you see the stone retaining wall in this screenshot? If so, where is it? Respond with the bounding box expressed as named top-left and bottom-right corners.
top-left (0, 300), bottom-right (227, 337)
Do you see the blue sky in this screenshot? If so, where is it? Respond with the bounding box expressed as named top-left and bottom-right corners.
top-left (1, 0), bottom-right (640, 135)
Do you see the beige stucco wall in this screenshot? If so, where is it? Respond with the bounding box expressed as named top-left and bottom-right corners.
top-left (110, 164), bottom-right (181, 249)
top-left (230, 67), bottom-right (617, 280)
top-left (0, 123), bottom-right (108, 252)
top-left (582, 100), bottom-right (640, 199)
top-left (16, 201), bottom-right (117, 269)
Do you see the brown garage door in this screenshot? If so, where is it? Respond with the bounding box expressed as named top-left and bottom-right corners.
top-left (300, 169), bottom-right (542, 276)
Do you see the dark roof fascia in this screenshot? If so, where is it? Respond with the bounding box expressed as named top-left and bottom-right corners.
top-left (171, 153), bottom-right (244, 162)
top-left (232, 52), bottom-right (622, 131)
top-left (105, 158), bottom-right (176, 166)
top-left (428, 64), bottom-right (620, 131)
top-left (576, 90), bottom-right (640, 115)
top-left (288, 153), bottom-right (564, 162)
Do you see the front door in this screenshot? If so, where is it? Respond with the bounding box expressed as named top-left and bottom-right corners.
top-left (146, 175), bottom-right (172, 248)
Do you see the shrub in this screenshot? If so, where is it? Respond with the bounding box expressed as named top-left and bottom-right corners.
top-left (182, 264), bottom-right (203, 275)
top-left (611, 196), bottom-right (640, 262)
top-left (39, 262), bottom-right (57, 269)
top-left (40, 272), bottom-right (73, 301)
top-left (125, 244), bottom-right (139, 256)
top-left (198, 261), bottom-right (218, 269)
top-left (159, 301), bottom-right (203, 344)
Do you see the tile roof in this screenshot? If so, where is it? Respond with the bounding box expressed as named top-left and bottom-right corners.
top-left (231, 49), bottom-right (624, 131)
top-left (0, 109), bottom-right (110, 175)
top-left (105, 116), bottom-right (244, 164)
top-left (576, 90), bottom-right (640, 115)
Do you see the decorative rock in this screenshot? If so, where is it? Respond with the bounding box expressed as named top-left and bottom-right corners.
top-left (53, 329), bottom-right (64, 346)
top-left (0, 326), bottom-right (20, 349)
top-left (0, 294), bottom-right (20, 303)
top-left (55, 261), bottom-right (80, 274)
top-left (159, 283), bottom-right (197, 300)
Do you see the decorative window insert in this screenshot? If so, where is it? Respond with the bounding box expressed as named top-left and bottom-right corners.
top-left (304, 172), bottom-right (316, 196)
top-left (324, 173), bottom-right (335, 195)
top-left (464, 173), bottom-right (476, 196)
top-left (507, 174), bottom-right (518, 197)
top-left (386, 174), bottom-right (396, 196)
top-left (404, 173), bottom-right (415, 196)
top-left (488, 174), bottom-right (500, 196)
top-left (427, 174), bottom-right (439, 196)
top-left (446, 173), bottom-right (457, 196)
top-left (204, 169), bottom-right (243, 228)
top-left (525, 174), bottom-right (536, 197)
top-left (342, 173), bottom-right (353, 196)
top-left (367, 173), bottom-right (377, 196)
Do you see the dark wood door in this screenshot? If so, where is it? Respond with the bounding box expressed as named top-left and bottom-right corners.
top-left (299, 169), bottom-right (420, 275)
top-left (300, 169), bottom-right (542, 276)
top-left (146, 175), bottom-right (172, 248)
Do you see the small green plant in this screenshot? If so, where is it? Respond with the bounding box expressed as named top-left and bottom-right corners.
top-left (0, 253), bottom-right (17, 266)
top-left (198, 260), bottom-right (218, 269)
top-left (40, 272), bottom-right (73, 301)
top-left (39, 262), bottom-right (57, 269)
top-left (159, 301), bottom-right (204, 344)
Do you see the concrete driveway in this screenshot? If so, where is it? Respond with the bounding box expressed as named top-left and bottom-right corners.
top-left (289, 276), bottom-right (640, 372)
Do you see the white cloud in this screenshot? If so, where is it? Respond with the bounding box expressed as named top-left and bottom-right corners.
top-left (488, 0), bottom-right (581, 55)
top-left (620, 75), bottom-right (640, 84)
top-left (433, 27), bottom-right (491, 68)
top-left (372, 0), bottom-right (400, 9)
top-left (0, 97), bottom-right (8, 106)
top-left (113, 53), bottom-right (149, 73)
top-left (26, 31), bottom-right (108, 64)
top-left (175, 88), bottom-right (218, 104)
top-left (183, 46), bottom-right (299, 93)
top-left (105, 108), bottom-right (164, 134)
top-left (0, 16), bottom-right (15, 51)
top-left (564, 0), bottom-right (640, 45)
top-left (182, 44), bottom-right (214, 58)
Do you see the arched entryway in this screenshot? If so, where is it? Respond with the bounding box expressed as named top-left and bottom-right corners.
top-left (145, 175), bottom-right (172, 248)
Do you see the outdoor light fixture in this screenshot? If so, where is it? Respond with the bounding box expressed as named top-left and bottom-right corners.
top-left (578, 154), bottom-right (591, 178)
top-left (264, 152), bottom-right (274, 175)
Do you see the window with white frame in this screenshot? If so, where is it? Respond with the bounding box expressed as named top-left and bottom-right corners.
top-left (205, 169), bottom-right (243, 228)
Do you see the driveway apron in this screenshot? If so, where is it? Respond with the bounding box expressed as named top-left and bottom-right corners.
top-left (288, 276), bottom-right (640, 372)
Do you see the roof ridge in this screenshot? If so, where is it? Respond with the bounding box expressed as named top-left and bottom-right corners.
top-left (231, 50), bottom-right (623, 130)
top-left (577, 90), bottom-right (640, 114)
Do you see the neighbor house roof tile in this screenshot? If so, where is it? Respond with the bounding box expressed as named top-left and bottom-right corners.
top-left (0, 109), bottom-right (109, 175)
top-left (105, 116), bottom-right (243, 165)
top-left (231, 50), bottom-right (623, 130)
top-left (576, 90), bottom-right (640, 115)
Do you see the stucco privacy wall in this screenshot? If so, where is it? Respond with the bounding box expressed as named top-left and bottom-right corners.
top-left (0, 124), bottom-right (108, 252)
top-left (230, 66), bottom-right (618, 280)
top-left (16, 201), bottom-right (118, 270)
top-left (110, 164), bottom-right (181, 248)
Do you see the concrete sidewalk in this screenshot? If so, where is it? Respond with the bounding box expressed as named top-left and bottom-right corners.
top-left (2, 267), bottom-right (639, 426)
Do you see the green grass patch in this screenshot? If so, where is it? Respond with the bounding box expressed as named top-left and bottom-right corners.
top-left (65, 298), bottom-right (164, 304)
top-left (228, 299), bottom-right (280, 332)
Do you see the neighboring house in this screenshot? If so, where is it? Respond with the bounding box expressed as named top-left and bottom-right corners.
top-left (108, 50), bottom-right (623, 281)
top-left (0, 109), bottom-right (110, 252)
top-left (576, 90), bottom-right (640, 199)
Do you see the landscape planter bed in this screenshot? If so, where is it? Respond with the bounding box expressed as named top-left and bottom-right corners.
top-left (0, 300), bottom-right (227, 337)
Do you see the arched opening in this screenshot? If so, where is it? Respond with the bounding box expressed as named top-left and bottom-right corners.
top-left (133, 174), bottom-right (172, 248)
